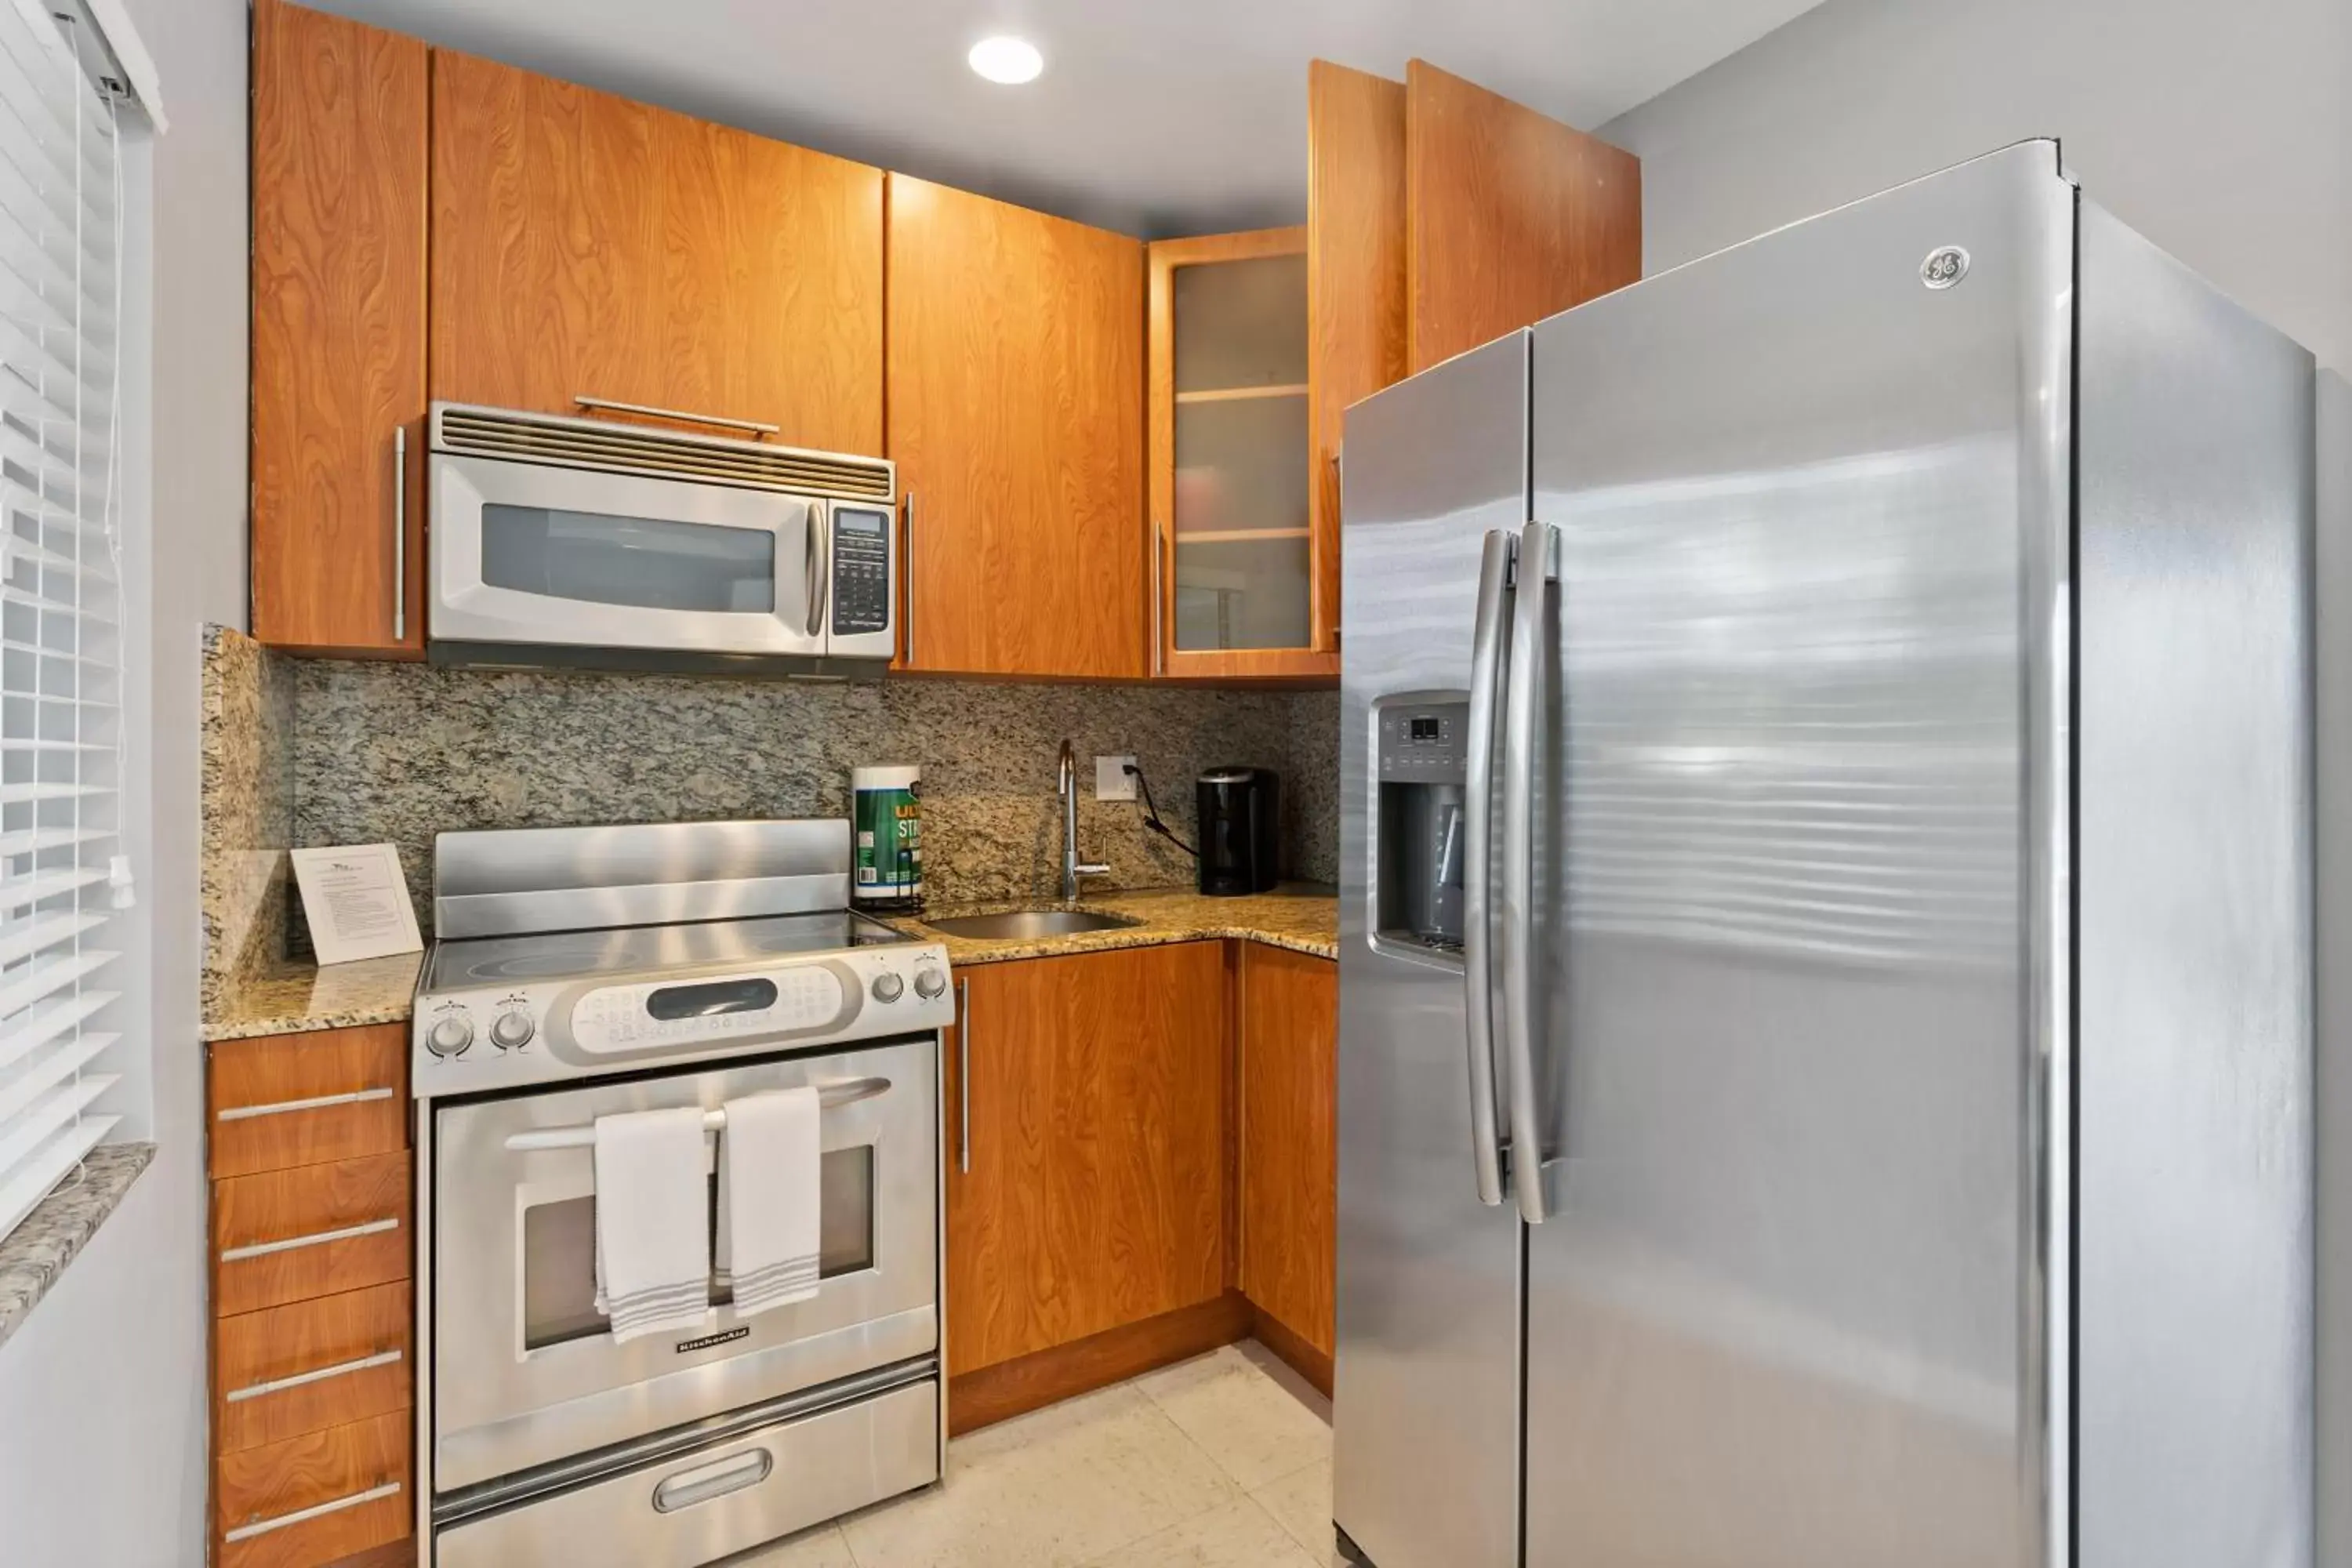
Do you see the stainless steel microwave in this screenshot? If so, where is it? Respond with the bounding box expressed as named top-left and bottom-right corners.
top-left (426, 401), bottom-right (898, 676)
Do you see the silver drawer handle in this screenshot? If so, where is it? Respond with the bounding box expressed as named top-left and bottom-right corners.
top-left (502, 1076), bottom-right (891, 1153)
top-left (225, 1348), bottom-right (402, 1404)
top-left (574, 395), bottom-right (779, 437)
top-left (223, 1481), bottom-right (401, 1544)
top-left (220, 1216), bottom-right (399, 1264)
top-left (216, 1087), bottom-right (395, 1123)
top-left (652, 1446), bottom-right (773, 1513)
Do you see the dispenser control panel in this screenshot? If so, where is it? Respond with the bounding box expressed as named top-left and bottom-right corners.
top-left (1372, 696), bottom-right (1471, 956)
top-left (1377, 704), bottom-right (1468, 784)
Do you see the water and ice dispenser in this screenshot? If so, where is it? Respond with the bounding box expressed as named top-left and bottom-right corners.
top-left (1372, 697), bottom-right (1470, 953)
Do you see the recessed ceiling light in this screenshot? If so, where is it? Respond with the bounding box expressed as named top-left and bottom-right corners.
top-left (967, 35), bottom-right (1044, 85)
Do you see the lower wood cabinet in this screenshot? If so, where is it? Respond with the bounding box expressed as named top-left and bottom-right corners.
top-left (209, 1022), bottom-right (417, 1567)
top-left (1237, 945), bottom-right (1338, 1374)
top-left (944, 942), bottom-right (1230, 1377)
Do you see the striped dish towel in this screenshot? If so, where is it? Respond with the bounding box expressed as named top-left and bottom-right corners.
top-left (591, 1105), bottom-right (713, 1342)
top-left (722, 1087), bottom-right (822, 1316)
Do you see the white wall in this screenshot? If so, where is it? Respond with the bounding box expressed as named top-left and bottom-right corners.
top-left (1598, 0), bottom-right (2352, 372)
top-left (0, 0), bottom-right (247, 1559)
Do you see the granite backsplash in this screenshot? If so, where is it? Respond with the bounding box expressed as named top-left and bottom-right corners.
top-left (203, 626), bottom-right (1341, 957)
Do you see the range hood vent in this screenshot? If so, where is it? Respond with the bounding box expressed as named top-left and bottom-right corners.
top-left (430, 402), bottom-right (895, 501)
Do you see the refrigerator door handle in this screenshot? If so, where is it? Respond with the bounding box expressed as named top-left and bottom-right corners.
top-left (1501, 519), bottom-right (1559, 1224)
top-left (1461, 528), bottom-right (1517, 1207)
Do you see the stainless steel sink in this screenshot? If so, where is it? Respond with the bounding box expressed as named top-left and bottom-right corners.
top-left (924, 909), bottom-right (1143, 941)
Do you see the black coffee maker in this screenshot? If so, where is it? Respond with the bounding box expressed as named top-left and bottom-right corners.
top-left (1196, 767), bottom-right (1280, 896)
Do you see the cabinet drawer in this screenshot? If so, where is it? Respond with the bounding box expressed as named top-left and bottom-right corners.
top-left (215, 1152), bottom-right (411, 1317)
top-left (217, 1283), bottom-right (412, 1455)
top-left (216, 1409), bottom-right (411, 1568)
top-left (211, 1024), bottom-right (409, 1179)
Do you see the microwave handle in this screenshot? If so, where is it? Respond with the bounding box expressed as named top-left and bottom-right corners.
top-left (805, 503), bottom-right (829, 639)
top-left (901, 490), bottom-right (916, 666)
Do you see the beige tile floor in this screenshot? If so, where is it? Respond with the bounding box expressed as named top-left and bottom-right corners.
top-left (722, 1341), bottom-right (1339, 1568)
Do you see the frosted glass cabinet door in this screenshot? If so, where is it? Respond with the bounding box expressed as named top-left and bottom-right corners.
top-left (1148, 228), bottom-right (1336, 679)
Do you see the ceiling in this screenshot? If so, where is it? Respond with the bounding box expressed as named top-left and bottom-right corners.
top-left (312, 0), bottom-right (1823, 238)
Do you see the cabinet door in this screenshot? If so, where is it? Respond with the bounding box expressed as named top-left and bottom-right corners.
top-left (250, 0), bottom-right (426, 655)
top-left (1149, 228), bottom-right (1334, 681)
top-left (946, 944), bottom-right (1227, 1374)
top-left (1405, 59), bottom-right (1642, 374)
top-left (1239, 945), bottom-right (1338, 1359)
top-left (1307, 60), bottom-right (1406, 659)
top-left (430, 52), bottom-right (883, 455)
top-left (887, 175), bottom-right (1146, 679)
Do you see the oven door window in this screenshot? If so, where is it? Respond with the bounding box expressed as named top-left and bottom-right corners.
top-left (519, 1145), bottom-right (877, 1352)
top-left (481, 503), bottom-right (777, 613)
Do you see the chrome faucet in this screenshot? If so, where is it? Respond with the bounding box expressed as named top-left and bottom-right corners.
top-left (1058, 739), bottom-right (1111, 902)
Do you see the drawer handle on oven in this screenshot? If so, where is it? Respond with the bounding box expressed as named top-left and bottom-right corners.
top-left (220, 1216), bottom-right (399, 1264)
top-left (501, 1076), bottom-right (893, 1152)
top-left (224, 1348), bottom-right (402, 1404)
top-left (651, 1446), bottom-right (774, 1514)
top-left (223, 1481), bottom-right (401, 1544)
top-left (216, 1087), bottom-right (395, 1123)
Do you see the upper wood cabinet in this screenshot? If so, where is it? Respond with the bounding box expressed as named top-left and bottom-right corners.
top-left (887, 175), bottom-right (1147, 680)
top-left (1405, 60), bottom-right (1642, 375)
top-left (250, 0), bottom-right (426, 656)
top-left (1147, 227), bottom-right (1333, 682)
top-left (944, 943), bottom-right (1229, 1382)
top-left (1237, 945), bottom-right (1338, 1373)
top-left (430, 51), bottom-right (884, 456)
top-left (1307, 60), bottom-right (1407, 662)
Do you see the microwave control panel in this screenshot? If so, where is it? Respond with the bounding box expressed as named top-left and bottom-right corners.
top-left (831, 506), bottom-right (893, 636)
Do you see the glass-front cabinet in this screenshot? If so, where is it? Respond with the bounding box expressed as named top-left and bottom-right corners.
top-left (1148, 227), bottom-right (1337, 680)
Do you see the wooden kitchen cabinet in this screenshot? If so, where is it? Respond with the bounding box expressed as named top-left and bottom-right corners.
top-left (1405, 60), bottom-right (1643, 374)
top-left (1237, 944), bottom-right (1338, 1383)
top-left (430, 49), bottom-right (884, 456)
top-left (1148, 227), bottom-right (1335, 681)
top-left (887, 175), bottom-right (1148, 679)
top-left (249, 0), bottom-right (427, 656)
top-left (943, 944), bottom-right (1229, 1381)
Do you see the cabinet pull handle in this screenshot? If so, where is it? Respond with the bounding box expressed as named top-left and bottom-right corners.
top-left (391, 424), bottom-right (407, 642)
top-left (220, 1216), bottom-right (399, 1264)
top-left (224, 1348), bottom-right (402, 1403)
top-left (573, 395), bottom-right (779, 437)
top-left (806, 503), bottom-right (829, 638)
top-left (957, 975), bottom-right (971, 1175)
top-left (223, 1481), bottom-right (401, 1544)
top-left (216, 1087), bottom-right (395, 1123)
top-left (1151, 524), bottom-right (1166, 676)
top-left (901, 489), bottom-right (916, 666)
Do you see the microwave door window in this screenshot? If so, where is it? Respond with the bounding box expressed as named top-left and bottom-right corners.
top-left (481, 503), bottom-right (779, 613)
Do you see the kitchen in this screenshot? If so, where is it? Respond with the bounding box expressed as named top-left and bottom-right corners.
top-left (0, 0), bottom-right (2346, 1566)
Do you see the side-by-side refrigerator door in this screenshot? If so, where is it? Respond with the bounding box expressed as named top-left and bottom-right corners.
top-left (1334, 331), bottom-right (1528, 1568)
top-left (1520, 142), bottom-right (2075, 1567)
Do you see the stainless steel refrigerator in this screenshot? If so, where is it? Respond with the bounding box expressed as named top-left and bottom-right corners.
top-left (1334, 140), bottom-right (2316, 1568)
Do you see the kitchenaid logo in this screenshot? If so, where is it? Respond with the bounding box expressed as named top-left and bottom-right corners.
top-left (675, 1327), bottom-right (750, 1355)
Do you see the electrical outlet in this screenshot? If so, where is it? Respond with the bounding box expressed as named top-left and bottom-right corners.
top-left (1095, 755), bottom-right (1138, 802)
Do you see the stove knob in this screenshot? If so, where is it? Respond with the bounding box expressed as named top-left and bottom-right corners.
top-left (913, 967), bottom-right (946, 1000)
top-left (870, 971), bottom-right (905, 1004)
top-left (490, 1011), bottom-right (535, 1051)
top-left (426, 1014), bottom-right (474, 1058)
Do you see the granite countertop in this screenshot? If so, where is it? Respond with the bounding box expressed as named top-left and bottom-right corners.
top-left (0, 1142), bottom-right (154, 1351)
top-left (884, 884), bottom-right (1339, 966)
top-left (201, 950), bottom-right (424, 1043)
top-left (197, 887), bottom-right (1337, 1044)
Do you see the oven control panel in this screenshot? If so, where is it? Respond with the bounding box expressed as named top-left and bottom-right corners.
top-left (412, 942), bottom-right (954, 1096)
top-left (829, 506), bottom-right (893, 637)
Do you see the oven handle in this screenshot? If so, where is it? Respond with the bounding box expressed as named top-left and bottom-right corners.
top-left (805, 501), bottom-right (829, 639)
top-left (501, 1076), bottom-right (891, 1152)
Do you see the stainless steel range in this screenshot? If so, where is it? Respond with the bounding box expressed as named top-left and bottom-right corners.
top-left (410, 819), bottom-right (953, 1567)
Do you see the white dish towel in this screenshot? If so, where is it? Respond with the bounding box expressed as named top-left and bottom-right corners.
top-left (591, 1105), bottom-right (713, 1343)
top-left (722, 1086), bottom-right (823, 1317)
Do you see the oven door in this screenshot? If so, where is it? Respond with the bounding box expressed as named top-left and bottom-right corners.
top-left (430, 1036), bottom-right (938, 1493)
top-left (430, 452), bottom-right (826, 659)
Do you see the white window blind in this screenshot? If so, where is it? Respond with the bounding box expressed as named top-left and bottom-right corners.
top-left (0, 0), bottom-right (123, 1243)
